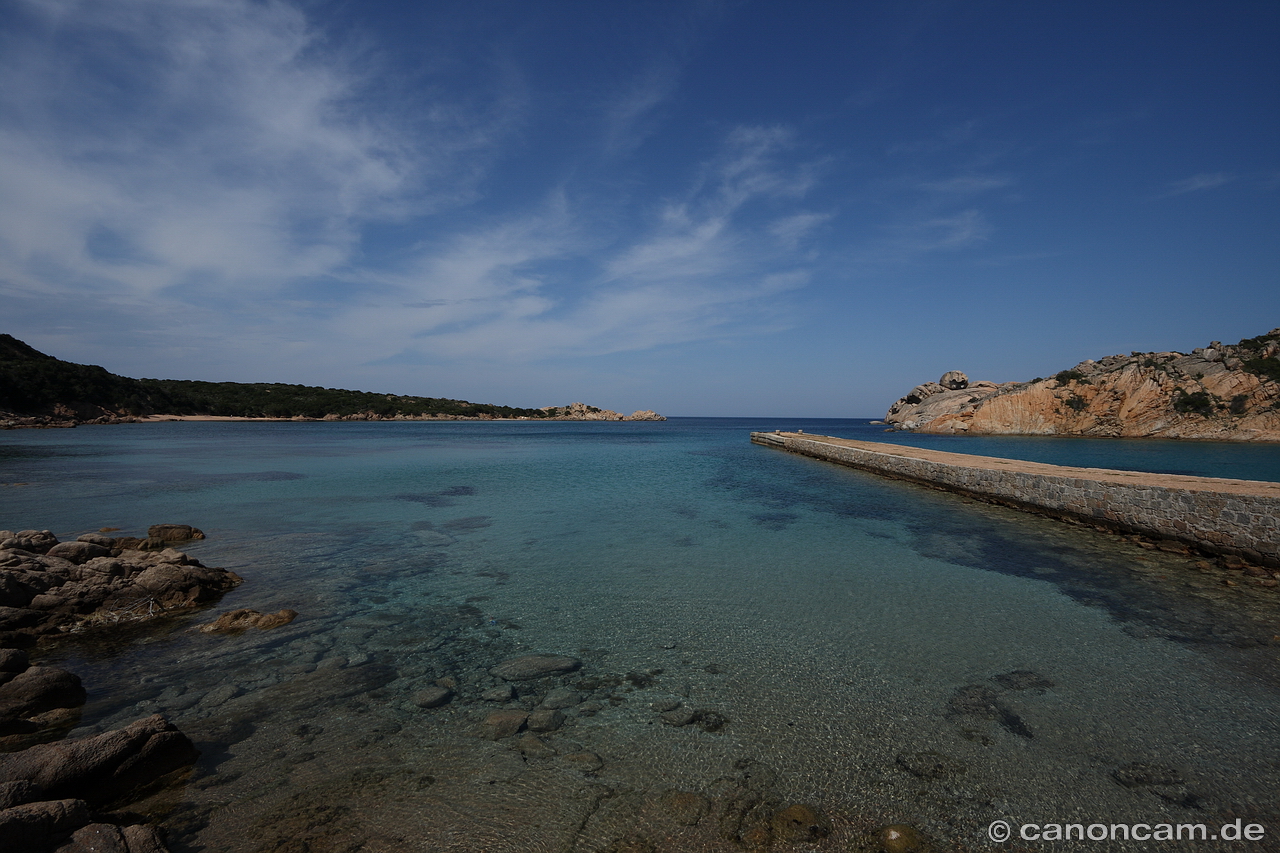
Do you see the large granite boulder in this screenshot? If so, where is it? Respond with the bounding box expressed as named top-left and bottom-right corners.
top-left (904, 382), bottom-right (946, 405)
top-left (0, 666), bottom-right (86, 725)
top-left (145, 525), bottom-right (205, 543)
top-left (45, 543), bottom-right (111, 566)
top-left (0, 531), bottom-right (58, 555)
top-left (0, 714), bottom-right (198, 806)
top-left (0, 713), bottom-right (192, 852)
top-left (53, 822), bottom-right (169, 853)
top-left (0, 798), bottom-right (91, 853)
top-left (939, 370), bottom-right (969, 390)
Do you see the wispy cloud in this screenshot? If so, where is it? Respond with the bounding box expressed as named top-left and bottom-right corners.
top-left (900, 209), bottom-right (992, 251)
top-left (0, 2), bottom-right (819, 383)
top-left (0, 0), bottom-right (507, 311)
top-left (381, 125), bottom-right (820, 362)
top-left (1162, 172), bottom-right (1235, 196)
top-left (601, 62), bottom-right (681, 156)
top-left (918, 174), bottom-right (1011, 195)
top-left (768, 212), bottom-right (832, 248)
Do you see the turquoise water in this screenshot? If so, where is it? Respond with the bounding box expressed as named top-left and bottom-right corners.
top-left (2, 419), bottom-right (1279, 851)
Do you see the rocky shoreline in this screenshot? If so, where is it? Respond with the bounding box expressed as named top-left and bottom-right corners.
top-left (0, 525), bottom-right (243, 853)
top-left (0, 526), bottom-right (241, 647)
top-left (883, 330), bottom-right (1280, 440)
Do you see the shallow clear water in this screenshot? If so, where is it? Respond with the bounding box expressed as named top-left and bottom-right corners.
top-left (2, 419), bottom-right (1279, 852)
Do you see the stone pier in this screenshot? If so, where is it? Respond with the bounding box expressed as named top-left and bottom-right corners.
top-left (751, 431), bottom-right (1280, 567)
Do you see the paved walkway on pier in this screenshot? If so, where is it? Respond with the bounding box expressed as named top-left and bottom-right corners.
top-left (751, 431), bottom-right (1280, 566)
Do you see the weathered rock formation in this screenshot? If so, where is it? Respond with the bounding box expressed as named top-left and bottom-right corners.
top-left (0, 654), bottom-right (86, 748)
top-left (0, 644), bottom-right (196, 852)
top-left (538, 402), bottom-right (666, 421)
top-left (0, 527), bottom-right (241, 645)
top-left (884, 329), bottom-right (1280, 440)
top-left (0, 713), bottom-right (196, 853)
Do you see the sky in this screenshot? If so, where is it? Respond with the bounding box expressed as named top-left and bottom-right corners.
top-left (1, 0), bottom-right (1278, 417)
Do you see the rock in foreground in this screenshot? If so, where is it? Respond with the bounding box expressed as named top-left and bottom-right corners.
top-left (0, 713), bottom-right (196, 853)
top-left (884, 329), bottom-right (1280, 440)
top-left (0, 714), bottom-right (198, 805)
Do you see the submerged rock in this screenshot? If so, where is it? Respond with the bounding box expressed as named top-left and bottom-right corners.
top-left (515, 734), bottom-right (556, 759)
top-left (199, 609), bottom-right (298, 634)
top-left (526, 709), bottom-right (564, 732)
top-left (560, 751), bottom-right (603, 772)
top-left (992, 669), bottom-right (1055, 690)
top-left (488, 654), bottom-right (581, 681)
top-left (771, 803), bottom-right (829, 843)
top-left (539, 687), bottom-right (580, 709)
top-left (660, 706), bottom-right (696, 727)
top-left (895, 750), bottom-right (967, 780)
top-left (654, 790), bottom-right (709, 826)
top-left (480, 685), bottom-right (514, 702)
top-left (411, 686), bottom-right (453, 709)
top-left (479, 710), bottom-right (527, 740)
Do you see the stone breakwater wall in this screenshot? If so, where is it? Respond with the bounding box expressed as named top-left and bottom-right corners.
top-left (751, 432), bottom-right (1280, 567)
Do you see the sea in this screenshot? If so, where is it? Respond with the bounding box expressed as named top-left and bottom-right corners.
top-left (2, 418), bottom-right (1279, 852)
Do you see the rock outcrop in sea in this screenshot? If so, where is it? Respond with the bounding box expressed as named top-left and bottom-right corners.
top-left (539, 402), bottom-right (666, 421)
top-left (0, 526), bottom-right (241, 645)
top-left (884, 329), bottom-right (1280, 441)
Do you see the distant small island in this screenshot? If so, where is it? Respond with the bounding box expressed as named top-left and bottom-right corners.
top-left (883, 328), bottom-right (1280, 441)
top-left (0, 335), bottom-right (663, 428)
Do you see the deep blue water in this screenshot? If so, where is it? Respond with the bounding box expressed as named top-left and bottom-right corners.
top-left (2, 418), bottom-right (1278, 851)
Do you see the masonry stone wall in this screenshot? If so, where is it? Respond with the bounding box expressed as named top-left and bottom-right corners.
top-left (751, 432), bottom-right (1280, 566)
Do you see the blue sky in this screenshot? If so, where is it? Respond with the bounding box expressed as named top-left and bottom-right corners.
top-left (1, 1), bottom-right (1277, 417)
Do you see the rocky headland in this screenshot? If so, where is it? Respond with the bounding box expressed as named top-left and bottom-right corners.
top-left (884, 329), bottom-right (1280, 440)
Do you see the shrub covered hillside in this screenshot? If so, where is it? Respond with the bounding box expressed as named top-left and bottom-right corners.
top-left (0, 334), bottom-right (549, 421)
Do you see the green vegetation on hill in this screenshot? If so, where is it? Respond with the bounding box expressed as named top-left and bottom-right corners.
top-left (0, 334), bottom-right (548, 420)
top-left (1236, 330), bottom-right (1280, 383)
